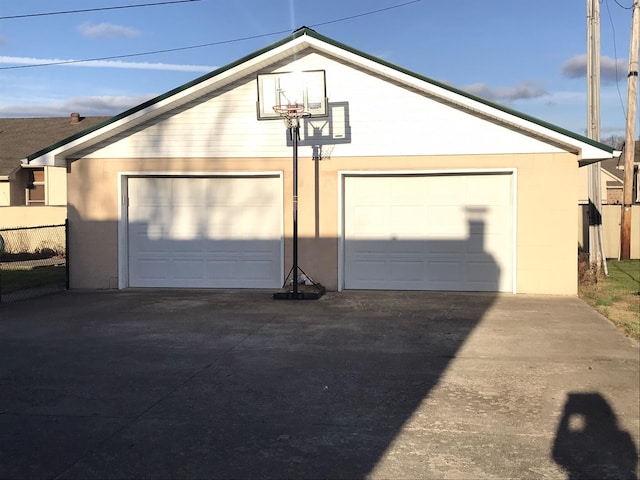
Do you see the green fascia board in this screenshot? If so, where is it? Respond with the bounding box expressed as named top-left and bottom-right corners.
top-left (27, 27), bottom-right (613, 161)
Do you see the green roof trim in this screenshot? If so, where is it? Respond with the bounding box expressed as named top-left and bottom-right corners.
top-left (27, 26), bottom-right (613, 161)
top-left (26, 30), bottom-right (303, 161)
top-left (300, 28), bottom-right (614, 154)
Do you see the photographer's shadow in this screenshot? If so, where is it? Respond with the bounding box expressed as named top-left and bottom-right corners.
top-left (552, 392), bottom-right (638, 480)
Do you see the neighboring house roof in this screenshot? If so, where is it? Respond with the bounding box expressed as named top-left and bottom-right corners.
top-left (25, 27), bottom-right (616, 167)
top-left (601, 157), bottom-right (624, 183)
top-left (0, 114), bottom-right (110, 179)
top-left (601, 140), bottom-right (640, 182)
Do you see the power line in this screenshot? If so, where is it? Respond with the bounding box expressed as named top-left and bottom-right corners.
top-left (0, 0), bottom-right (422, 71)
top-left (604, 0), bottom-right (629, 120)
top-left (0, 0), bottom-right (200, 21)
top-left (308, 0), bottom-right (421, 28)
top-left (612, 0), bottom-right (634, 9)
top-left (0, 31), bottom-right (291, 69)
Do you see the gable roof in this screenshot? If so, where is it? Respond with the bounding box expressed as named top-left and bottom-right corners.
top-left (0, 115), bottom-right (110, 178)
top-left (25, 27), bottom-right (616, 166)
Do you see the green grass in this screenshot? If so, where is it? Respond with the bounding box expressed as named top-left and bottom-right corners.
top-left (579, 260), bottom-right (640, 341)
top-left (0, 265), bottom-right (66, 293)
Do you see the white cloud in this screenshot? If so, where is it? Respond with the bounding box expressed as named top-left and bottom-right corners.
top-left (0, 56), bottom-right (214, 72)
top-left (462, 81), bottom-right (548, 103)
top-left (561, 54), bottom-right (627, 83)
top-left (78, 22), bottom-right (141, 39)
top-left (0, 94), bottom-right (155, 117)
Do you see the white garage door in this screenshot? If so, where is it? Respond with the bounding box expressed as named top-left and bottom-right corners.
top-left (127, 176), bottom-right (282, 288)
top-left (343, 173), bottom-right (513, 292)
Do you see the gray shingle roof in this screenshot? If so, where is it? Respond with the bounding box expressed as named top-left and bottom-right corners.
top-left (600, 141), bottom-right (640, 182)
top-left (0, 115), bottom-right (109, 177)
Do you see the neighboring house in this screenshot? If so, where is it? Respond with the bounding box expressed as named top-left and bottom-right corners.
top-left (578, 140), bottom-right (639, 206)
top-left (24, 27), bottom-right (617, 294)
top-left (600, 157), bottom-right (625, 205)
top-left (577, 140), bottom-right (640, 259)
top-left (0, 113), bottom-right (109, 206)
top-left (607, 140), bottom-right (640, 205)
top-left (0, 113), bottom-right (109, 227)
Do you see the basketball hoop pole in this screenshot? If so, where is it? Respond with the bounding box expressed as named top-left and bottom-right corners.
top-left (271, 104), bottom-right (325, 300)
top-left (291, 119), bottom-right (300, 297)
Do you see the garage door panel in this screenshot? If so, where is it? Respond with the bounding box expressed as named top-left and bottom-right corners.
top-left (129, 178), bottom-right (171, 206)
top-left (172, 240), bottom-right (206, 253)
top-left (467, 234), bottom-right (486, 254)
top-left (172, 180), bottom-right (205, 205)
top-left (173, 260), bottom-right (206, 279)
top-left (130, 227), bottom-right (174, 252)
top-left (428, 240), bottom-right (464, 255)
top-left (428, 261), bottom-right (462, 282)
top-left (135, 259), bottom-right (170, 281)
top-left (425, 177), bottom-right (465, 204)
top-left (243, 259), bottom-right (281, 279)
top-left (242, 207), bottom-right (281, 237)
top-left (344, 173), bottom-right (513, 292)
top-left (351, 206), bottom-right (388, 234)
top-left (350, 259), bottom-right (386, 279)
top-left (390, 205), bottom-right (424, 233)
top-left (205, 259), bottom-right (237, 276)
top-left (390, 261), bottom-right (424, 281)
top-left (466, 261), bottom-right (500, 282)
top-left (127, 176), bottom-right (282, 288)
top-left (425, 206), bottom-right (466, 236)
top-left (393, 240), bottom-right (426, 255)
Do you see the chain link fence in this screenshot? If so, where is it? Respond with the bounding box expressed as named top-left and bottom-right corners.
top-left (0, 222), bottom-right (68, 304)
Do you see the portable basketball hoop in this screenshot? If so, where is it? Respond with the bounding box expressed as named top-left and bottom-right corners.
top-left (271, 103), bottom-right (325, 300)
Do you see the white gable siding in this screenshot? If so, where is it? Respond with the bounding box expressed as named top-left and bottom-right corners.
top-left (81, 52), bottom-right (563, 160)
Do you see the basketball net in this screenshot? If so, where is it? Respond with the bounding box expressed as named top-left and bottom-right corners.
top-left (273, 103), bottom-right (309, 129)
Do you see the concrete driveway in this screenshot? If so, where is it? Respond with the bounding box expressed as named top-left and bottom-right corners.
top-left (0, 290), bottom-right (638, 479)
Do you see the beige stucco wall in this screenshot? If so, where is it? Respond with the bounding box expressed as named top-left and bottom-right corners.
top-left (0, 182), bottom-right (10, 207)
top-left (67, 151), bottom-right (578, 294)
top-left (0, 205), bottom-right (67, 229)
top-left (46, 166), bottom-right (67, 206)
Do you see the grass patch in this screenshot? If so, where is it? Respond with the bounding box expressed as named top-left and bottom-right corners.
top-left (579, 259), bottom-right (640, 341)
top-left (0, 265), bottom-right (66, 293)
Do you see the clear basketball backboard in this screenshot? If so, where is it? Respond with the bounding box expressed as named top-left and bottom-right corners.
top-left (256, 70), bottom-right (328, 120)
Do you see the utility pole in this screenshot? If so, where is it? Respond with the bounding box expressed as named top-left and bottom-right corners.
top-left (587, 0), bottom-right (606, 271)
top-left (620, 0), bottom-right (640, 260)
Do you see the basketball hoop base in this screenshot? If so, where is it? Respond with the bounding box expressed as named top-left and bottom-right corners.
top-left (272, 286), bottom-right (325, 300)
top-left (272, 266), bottom-right (326, 300)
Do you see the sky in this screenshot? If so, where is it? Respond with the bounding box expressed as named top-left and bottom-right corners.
top-left (0, 0), bottom-right (637, 140)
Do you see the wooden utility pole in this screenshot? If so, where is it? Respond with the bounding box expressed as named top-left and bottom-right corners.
top-left (587, 0), bottom-right (605, 270)
top-left (620, 0), bottom-right (640, 260)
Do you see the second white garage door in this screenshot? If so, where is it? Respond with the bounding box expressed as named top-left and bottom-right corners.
top-left (343, 172), bottom-right (514, 292)
top-left (126, 175), bottom-right (282, 288)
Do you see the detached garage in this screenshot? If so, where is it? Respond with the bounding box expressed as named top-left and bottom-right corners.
top-left (24, 28), bottom-right (617, 295)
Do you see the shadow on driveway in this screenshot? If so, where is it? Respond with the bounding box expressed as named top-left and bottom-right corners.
top-left (0, 290), bottom-right (637, 479)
